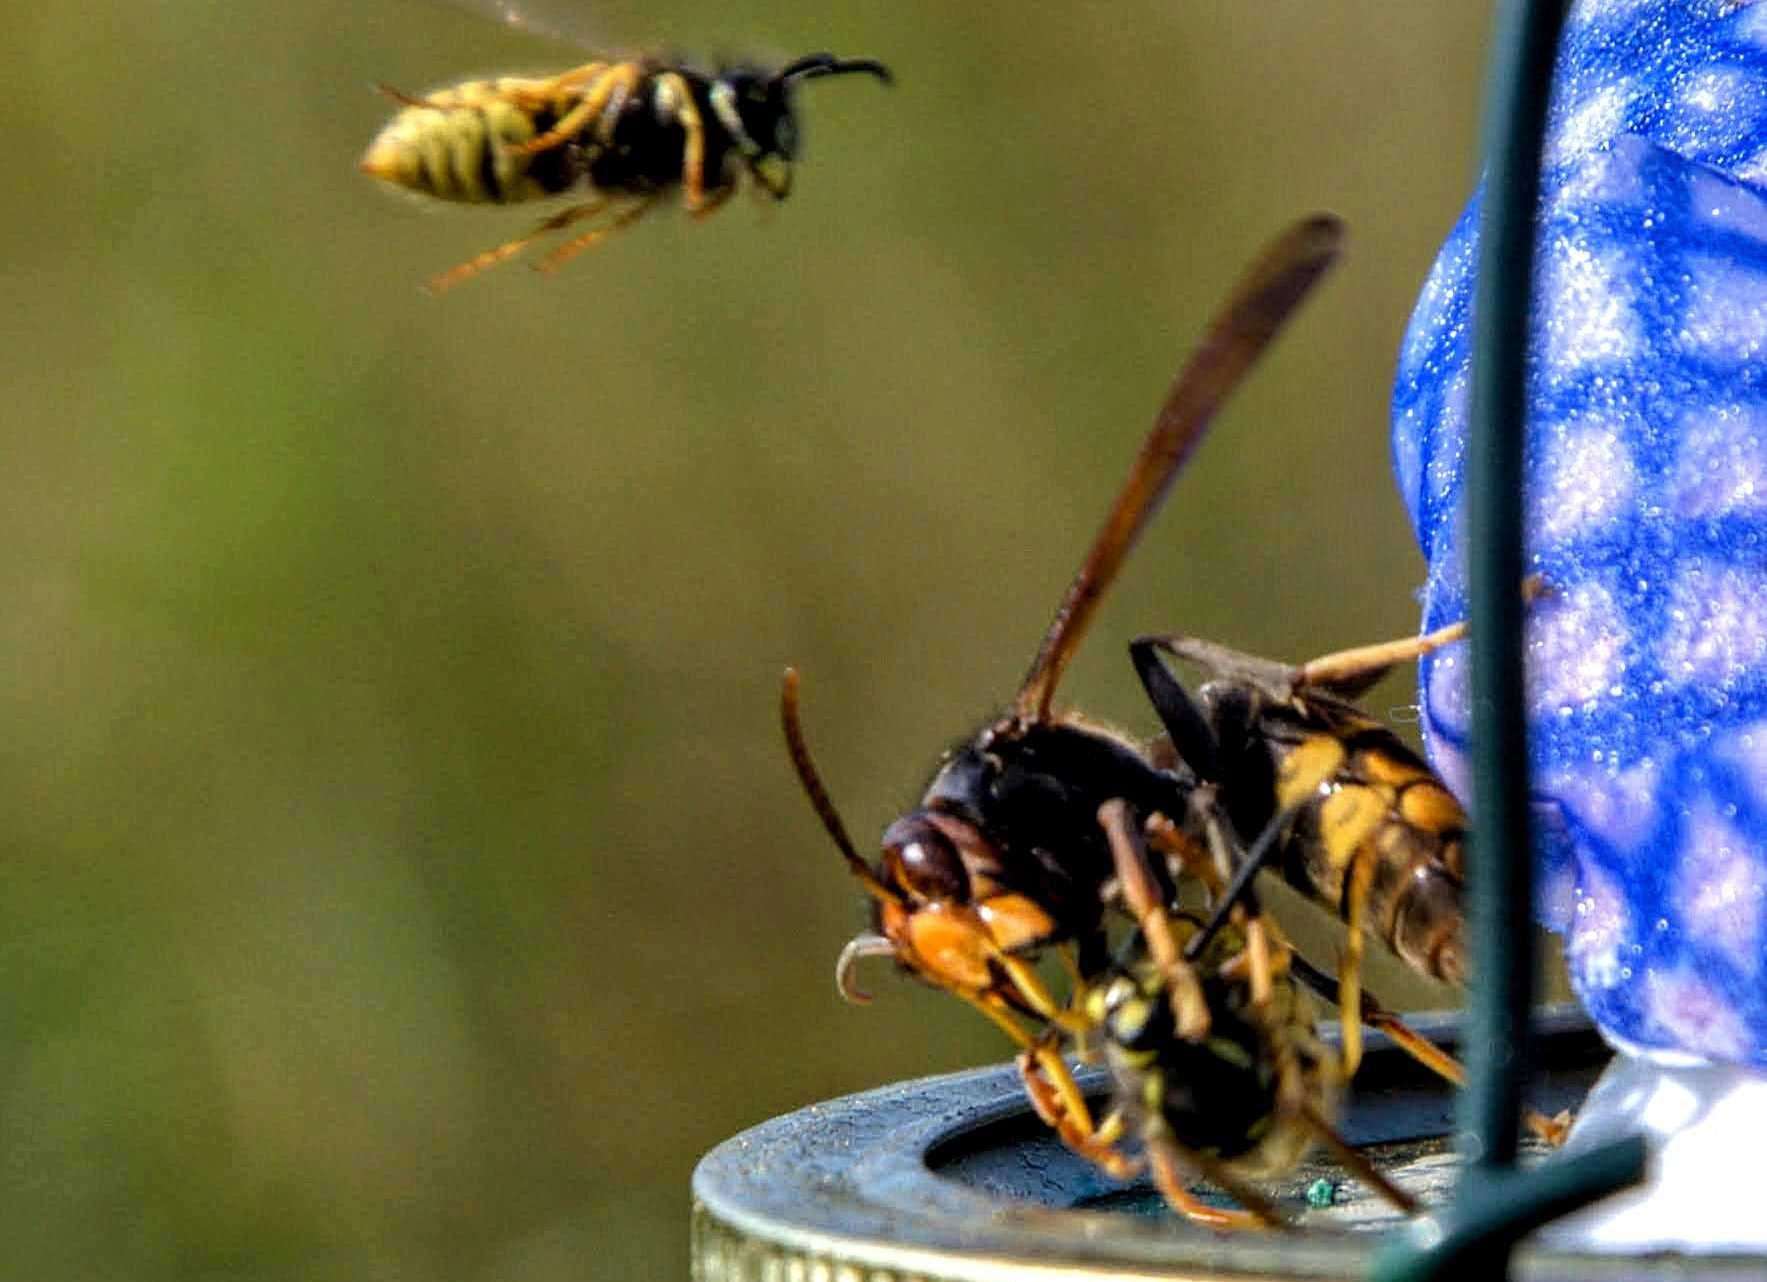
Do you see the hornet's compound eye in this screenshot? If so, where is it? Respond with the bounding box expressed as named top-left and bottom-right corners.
top-left (880, 815), bottom-right (968, 902)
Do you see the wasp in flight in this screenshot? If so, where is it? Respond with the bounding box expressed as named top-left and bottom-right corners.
top-left (361, 52), bottom-right (891, 291)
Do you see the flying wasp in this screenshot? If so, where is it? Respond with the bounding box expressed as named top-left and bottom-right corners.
top-left (360, 45), bottom-right (891, 292)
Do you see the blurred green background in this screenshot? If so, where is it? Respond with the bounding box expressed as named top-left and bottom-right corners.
top-left (3, 1), bottom-right (1503, 1277)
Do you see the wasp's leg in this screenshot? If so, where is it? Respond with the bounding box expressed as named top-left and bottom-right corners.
top-left (508, 62), bottom-right (639, 156)
top-left (375, 82), bottom-right (434, 108)
top-left (689, 182), bottom-right (736, 222)
top-left (1139, 578), bottom-right (1546, 705)
top-left (1145, 1134), bottom-right (1285, 1230)
top-left (1184, 790), bottom-right (1314, 962)
top-left (546, 61), bottom-right (615, 93)
top-left (1337, 846), bottom-right (1377, 1075)
top-left (955, 987), bottom-right (1039, 1051)
top-left (651, 72), bottom-right (710, 212)
top-left (1181, 794), bottom-right (1284, 1008)
top-left (1098, 800), bottom-right (1209, 1040)
top-left (1129, 637), bottom-right (1220, 780)
top-left (1145, 811), bottom-right (1222, 896)
top-left (1293, 574), bottom-right (1551, 697)
top-left (1241, 913), bottom-right (1277, 1008)
top-left (1017, 1047), bottom-right (1138, 1181)
top-left (995, 948), bottom-right (1090, 1034)
top-left (1285, 954), bottom-right (1573, 1147)
top-left (1344, 1000), bottom-right (1571, 1148)
top-left (536, 196), bottom-right (660, 273)
top-left (424, 197), bottom-right (612, 293)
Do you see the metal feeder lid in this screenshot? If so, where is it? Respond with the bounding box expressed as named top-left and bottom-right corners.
top-left (691, 1007), bottom-right (1764, 1281)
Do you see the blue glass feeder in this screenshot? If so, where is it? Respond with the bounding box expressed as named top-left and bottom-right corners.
top-left (1392, 0), bottom-right (1767, 1250)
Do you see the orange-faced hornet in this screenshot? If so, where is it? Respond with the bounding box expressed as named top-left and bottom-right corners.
top-left (781, 214), bottom-right (1353, 1169)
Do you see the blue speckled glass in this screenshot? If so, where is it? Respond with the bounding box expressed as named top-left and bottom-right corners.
top-left (1393, 0), bottom-right (1767, 1063)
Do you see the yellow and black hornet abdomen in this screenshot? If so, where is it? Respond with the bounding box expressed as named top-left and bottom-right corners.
top-left (1273, 725), bottom-right (1469, 984)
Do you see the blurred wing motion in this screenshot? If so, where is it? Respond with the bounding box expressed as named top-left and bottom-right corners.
top-left (435, 0), bottom-right (608, 49)
top-left (1015, 215), bottom-right (1345, 724)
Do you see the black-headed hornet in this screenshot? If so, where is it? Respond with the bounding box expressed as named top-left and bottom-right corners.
top-left (780, 214), bottom-right (1350, 1169)
top-left (361, 50), bottom-right (890, 291)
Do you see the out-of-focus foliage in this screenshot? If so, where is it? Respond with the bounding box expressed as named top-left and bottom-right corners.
top-left (1, 1), bottom-right (1494, 1277)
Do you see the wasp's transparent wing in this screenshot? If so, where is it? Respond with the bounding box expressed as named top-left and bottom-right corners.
top-left (432, 0), bottom-right (610, 52)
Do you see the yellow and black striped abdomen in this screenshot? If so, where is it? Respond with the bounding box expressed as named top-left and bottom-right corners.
top-left (1274, 726), bottom-right (1469, 984)
top-left (360, 77), bottom-right (576, 205)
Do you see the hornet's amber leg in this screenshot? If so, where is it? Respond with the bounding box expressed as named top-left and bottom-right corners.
top-left (1144, 810), bottom-right (1222, 895)
top-left (960, 983), bottom-right (1090, 1061)
top-left (536, 196), bottom-right (660, 273)
top-left (1286, 954), bottom-right (1574, 1147)
top-left (1146, 1135), bottom-right (1285, 1230)
top-left (689, 183), bottom-right (736, 223)
top-left (1338, 846), bottom-right (1376, 1076)
top-left (1099, 800), bottom-right (1209, 1040)
top-left (995, 950), bottom-right (1090, 1033)
top-left (1017, 1048), bottom-right (1137, 1180)
top-left (424, 197), bottom-right (611, 294)
top-left (1294, 574), bottom-right (1549, 696)
top-left (1352, 1005), bottom-right (1570, 1146)
top-left (1242, 914), bottom-right (1276, 1009)
top-left (955, 988), bottom-right (1036, 1049)
top-left (508, 62), bottom-right (636, 156)
top-left (652, 72), bottom-right (709, 212)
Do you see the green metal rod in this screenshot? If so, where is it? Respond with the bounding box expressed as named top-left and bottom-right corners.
top-left (1386, 1137), bottom-right (1650, 1277)
top-left (1460, 0), bottom-right (1567, 1174)
top-left (1371, 0), bottom-right (1645, 1275)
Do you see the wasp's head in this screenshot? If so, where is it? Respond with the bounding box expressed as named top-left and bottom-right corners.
top-left (712, 54), bottom-right (891, 199)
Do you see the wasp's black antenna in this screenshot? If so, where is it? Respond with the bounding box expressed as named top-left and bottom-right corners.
top-left (776, 53), bottom-right (893, 87)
